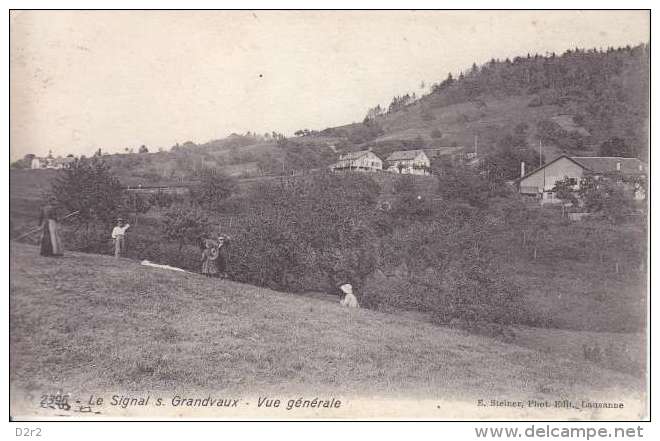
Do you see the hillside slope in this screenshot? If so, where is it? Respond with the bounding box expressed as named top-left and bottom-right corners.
top-left (15, 44), bottom-right (643, 185)
top-left (10, 243), bottom-right (645, 419)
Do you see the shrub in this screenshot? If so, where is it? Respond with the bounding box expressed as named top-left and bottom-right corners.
top-left (225, 173), bottom-right (380, 292)
top-left (578, 176), bottom-right (635, 223)
top-left (189, 168), bottom-right (237, 211)
top-left (50, 157), bottom-right (125, 226)
top-left (436, 165), bottom-right (499, 208)
top-left (161, 204), bottom-right (210, 251)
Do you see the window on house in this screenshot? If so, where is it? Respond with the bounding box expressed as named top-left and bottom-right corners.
top-left (567, 178), bottom-right (577, 185)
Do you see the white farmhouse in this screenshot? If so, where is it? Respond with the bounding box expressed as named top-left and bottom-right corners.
top-left (331, 150), bottom-right (383, 172)
top-left (386, 149), bottom-right (431, 175)
top-left (31, 157), bottom-right (44, 169)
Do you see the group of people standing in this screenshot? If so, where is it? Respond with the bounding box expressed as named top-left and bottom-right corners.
top-left (38, 206), bottom-right (130, 259)
top-left (200, 234), bottom-right (229, 278)
top-left (34, 204), bottom-right (360, 308)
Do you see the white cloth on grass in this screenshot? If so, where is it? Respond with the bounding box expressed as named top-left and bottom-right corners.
top-left (140, 260), bottom-right (188, 273)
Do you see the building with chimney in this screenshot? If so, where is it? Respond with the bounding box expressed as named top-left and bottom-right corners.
top-left (517, 155), bottom-right (646, 203)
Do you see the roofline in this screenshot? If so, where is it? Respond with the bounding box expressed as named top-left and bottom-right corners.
top-left (339, 150), bottom-right (375, 159)
top-left (567, 156), bottom-right (644, 160)
top-left (516, 154), bottom-right (645, 183)
top-left (386, 150), bottom-right (429, 160)
top-left (516, 155), bottom-right (588, 182)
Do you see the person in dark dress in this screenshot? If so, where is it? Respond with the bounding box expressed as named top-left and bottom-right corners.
top-left (216, 234), bottom-right (230, 279)
top-left (38, 204), bottom-right (64, 257)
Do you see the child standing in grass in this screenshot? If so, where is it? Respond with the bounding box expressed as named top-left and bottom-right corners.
top-left (339, 283), bottom-right (359, 308)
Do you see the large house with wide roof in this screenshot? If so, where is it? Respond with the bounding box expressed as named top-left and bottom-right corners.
top-left (518, 155), bottom-right (646, 203)
top-left (330, 150), bottom-right (383, 172)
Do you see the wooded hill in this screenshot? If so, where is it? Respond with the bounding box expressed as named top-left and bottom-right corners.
top-left (57, 43), bottom-right (648, 186)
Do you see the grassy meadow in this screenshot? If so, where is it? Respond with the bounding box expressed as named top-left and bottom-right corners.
top-left (9, 243), bottom-right (646, 419)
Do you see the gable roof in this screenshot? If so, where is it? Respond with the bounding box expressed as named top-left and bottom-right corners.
top-left (339, 150), bottom-right (377, 161)
top-left (518, 154), bottom-right (646, 182)
top-left (386, 149), bottom-right (427, 161)
top-left (570, 157), bottom-right (646, 175)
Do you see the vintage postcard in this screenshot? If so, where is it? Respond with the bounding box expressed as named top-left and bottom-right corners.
top-left (8, 10), bottom-right (649, 421)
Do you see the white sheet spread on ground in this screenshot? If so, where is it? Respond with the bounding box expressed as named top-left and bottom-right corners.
top-left (140, 260), bottom-right (188, 273)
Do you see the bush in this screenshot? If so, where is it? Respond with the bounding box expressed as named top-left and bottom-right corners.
top-left (438, 255), bottom-right (524, 324)
top-left (436, 165), bottom-right (500, 208)
top-left (189, 168), bottom-right (237, 210)
top-left (361, 213), bottom-right (529, 326)
top-left (50, 157), bottom-right (125, 226)
top-left (225, 172), bottom-right (380, 292)
top-left (162, 204), bottom-right (209, 251)
top-left (578, 176), bottom-right (635, 223)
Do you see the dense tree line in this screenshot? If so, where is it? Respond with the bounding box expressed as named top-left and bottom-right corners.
top-left (427, 44), bottom-right (649, 157)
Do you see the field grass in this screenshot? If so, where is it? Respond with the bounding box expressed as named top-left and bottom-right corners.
top-left (10, 242), bottom-right (646, 419)
top-left (509, 258), bottom-right (646, 333)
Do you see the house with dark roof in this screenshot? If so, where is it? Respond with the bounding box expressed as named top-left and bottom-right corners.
top-left (385, 149), bottom-right (431, 175)
top-left (518, 155), bottom-right (646, 203)
top-left (331, 150), bottom-right (383, 172)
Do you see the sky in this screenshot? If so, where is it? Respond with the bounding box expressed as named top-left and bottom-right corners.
top-left (9, 10), bottom-right (649, 160)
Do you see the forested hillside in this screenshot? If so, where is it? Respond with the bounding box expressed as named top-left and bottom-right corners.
top-left (13, 43), bottom-right (646, 185)
top-left (349, 43), bottom-right (649, 160)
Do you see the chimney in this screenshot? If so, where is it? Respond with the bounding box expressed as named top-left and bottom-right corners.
top-left (367, 146), bottom-right (372, 152)
top-left (520, 161), bottom-right (526, 178)
top-left (616, 162), bottom-right (621, 171)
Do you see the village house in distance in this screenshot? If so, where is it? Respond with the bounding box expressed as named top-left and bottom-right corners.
top-left (28, 151), bottom-right (75, 170)
top-left (330, 148), bottom-right (433, 175)
top-left (518, 155), bottom-right (646, 203)
top-left (385, 149), bottom-right (431, 175)
top-left (330, 149), bottom-right (383, 172)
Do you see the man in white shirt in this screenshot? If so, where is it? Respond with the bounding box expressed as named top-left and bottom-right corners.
top-left (111, 218), bottom-right (130, 259)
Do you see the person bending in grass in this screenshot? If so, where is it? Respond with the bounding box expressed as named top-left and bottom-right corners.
top-left (339, 283), bottom-right (359, 308)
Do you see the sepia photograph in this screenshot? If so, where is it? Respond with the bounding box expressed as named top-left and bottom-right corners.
top-left (8, 9), bottom-right (650, 422)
